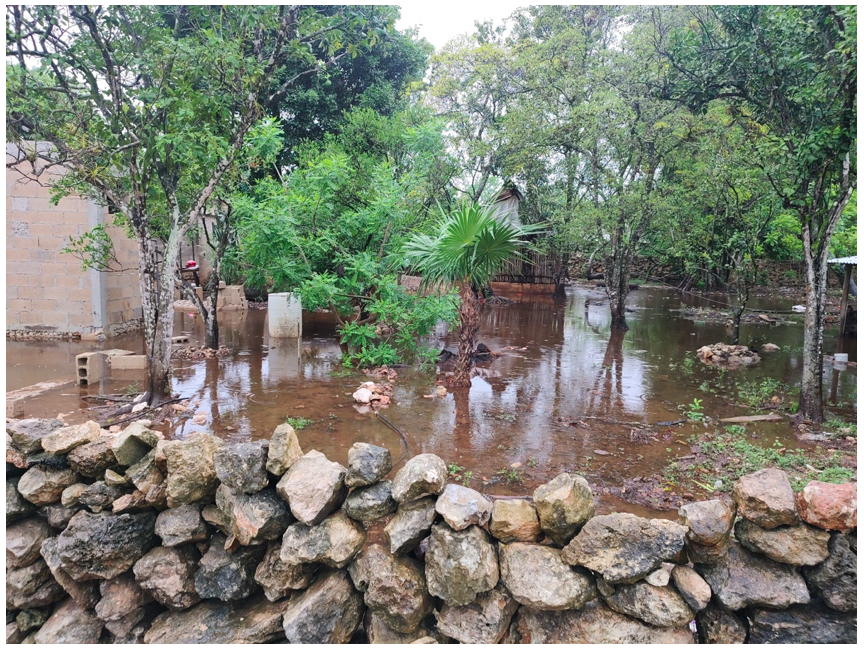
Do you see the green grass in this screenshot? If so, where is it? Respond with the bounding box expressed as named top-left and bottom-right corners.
top-left (285, 417), bottom-right (314, 430)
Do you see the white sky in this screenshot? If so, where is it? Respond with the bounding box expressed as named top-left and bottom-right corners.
top-left (396, 1), bottom-right (526, 51)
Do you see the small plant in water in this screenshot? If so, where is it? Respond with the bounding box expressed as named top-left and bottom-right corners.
top-left (496, 467), bottom-right (524, 484)
top-left (495, 413), bottom-right (517, 423)
top-left (285, 417), bottom-right (314, 430)
top-left (684, 398), bottom-right (705, 422)
top-left (682, 355), bottom-right (695, 374)
top-left (123, 382), bottom-right (141, 396)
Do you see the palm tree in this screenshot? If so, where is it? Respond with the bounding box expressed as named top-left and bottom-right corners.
top-left (405, 202), bottom-right (544, 387)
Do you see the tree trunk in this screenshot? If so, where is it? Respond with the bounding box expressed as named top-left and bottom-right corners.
top-left (730, 305), bottom-right (745, 345)
top-left (798, 238), bottom-right (829, 424)
top-left (205, 286), bottom-right (219, 349)
top-left (452, 280), bottom-right (480, 388)
top-left (603, 245), bottom-right (633, 330)
top-left (553, 253), bottom-right (569, 298)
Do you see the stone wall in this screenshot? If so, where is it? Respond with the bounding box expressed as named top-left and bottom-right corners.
top-left (6, 151), bottom-right (142, 339)
top-left (5, 417), bottom-right (857, 644)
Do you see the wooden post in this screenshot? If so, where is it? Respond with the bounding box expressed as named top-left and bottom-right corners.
top-left (838, 265), bottom-right (853, 337)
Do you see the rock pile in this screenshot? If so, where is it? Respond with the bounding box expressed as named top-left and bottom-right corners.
top-left (351, 381), bottom-right (393, 408)
top-left (5, 416), bottom-right (857, 644)
top-left (697, 343), bottom-right (761, 367)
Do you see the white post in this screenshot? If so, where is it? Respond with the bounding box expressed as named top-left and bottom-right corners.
top-left (268, 292), bottom-right (302, 338)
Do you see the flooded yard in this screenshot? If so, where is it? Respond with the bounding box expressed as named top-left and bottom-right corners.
top-left (7, 283), bottom-right (857, 514)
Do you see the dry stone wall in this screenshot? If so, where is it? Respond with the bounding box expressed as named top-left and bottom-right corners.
top-left (5, 419), bottom-right (857, 644)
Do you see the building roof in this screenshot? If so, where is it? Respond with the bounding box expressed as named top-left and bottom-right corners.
top-left (494, 186), bottom-right (524, 203)
top-left (828, 256), bottom-right (858, 266)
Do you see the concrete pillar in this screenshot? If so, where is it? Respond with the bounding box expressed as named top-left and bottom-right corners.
top-left (268, 292), bottom-right (302, 338)
top-left (268, 337), bottom-right (301, 382)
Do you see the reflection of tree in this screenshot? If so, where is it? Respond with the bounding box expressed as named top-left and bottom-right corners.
top-left (452, 388), bottom-right (472, 455)
top-left (587, 329), bottom-right (626, 416)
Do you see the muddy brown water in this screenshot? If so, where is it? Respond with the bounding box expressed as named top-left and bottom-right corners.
top-left (6, 284), bottom-right (857, 516)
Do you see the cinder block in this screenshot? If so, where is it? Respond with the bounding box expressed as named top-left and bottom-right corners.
top-left (7, 299), bottom-right (32, 311)
top-left (5, 248), bottom-right (29, 262)
top-left (109, 354), bottom-right (147, 370)
top-left (6, 397), bottom-right (24, 418)
top-left (27, 223), bottom-right (54, 238)
top-left (30, 299), bottom-right (58, 312)
top-left (268, 292), bottom-right (302, 338)
top-left (17, 286), bottom-right (44, 300)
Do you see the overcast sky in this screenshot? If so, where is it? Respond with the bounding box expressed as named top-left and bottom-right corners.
top-left (396, 2), bottom-right (525, 51)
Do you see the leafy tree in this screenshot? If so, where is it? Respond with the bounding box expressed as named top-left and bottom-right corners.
top-left (6, 5), bottom-right (384, 403)
top-left (405, 203), bottom-right (543, 387)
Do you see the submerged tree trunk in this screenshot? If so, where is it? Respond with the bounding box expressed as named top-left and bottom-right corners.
top-left (730, 304), bottom-right (745, 346)
top-left (603, 243), bottom-right (633, 330)
top-left (452, 280), bottom-right (480, 388)
top-left (553, 252), bottom-right (569, 298)
top-left (798, 233), bottom-right (830, 424)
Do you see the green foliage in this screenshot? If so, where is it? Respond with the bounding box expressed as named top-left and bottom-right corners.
top-left (684, 398), bottom-right (705, 422)
top-left (62, 225), bottom-right (123, 273)
top-left (285, 417), bottom-right (314, 430)
top-left (736, 378), bottom-right (783, 409)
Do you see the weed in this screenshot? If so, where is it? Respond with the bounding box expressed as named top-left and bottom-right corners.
top-left (527, 457), bottom-right (537, 468)
top-left (495, 413), bottom-right (517, 423)
top-left (285, 417), bottom-right (314, 430)
top-left (496, 467), bottom-right (524, 484)
top-left (461, 471), bottom-right (474, 486)
top-left (682, 355), bottom-right (695, 374)
top-left (736, 378), bottom-right (782, 408)
top-left (447, 463), bottom-right (465, 479)
top-left (824, 418), bottom-right (857, 438)
top-left (123, 382), bottom-right (140, 396)
top-left (684, 398), bottom-right (705, 422)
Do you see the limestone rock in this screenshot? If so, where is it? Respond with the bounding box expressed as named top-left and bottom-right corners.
top-left (145, 595), bottom-right (289, 644)
top-left (104, 607), bottom-right (147, 640)
top-left (282, 570), bottom-right (364, 644)
top-left (155, 503), bottom-right (208, 547)
top-left (732, 468), bottom-right (798, 529)
top-left (384, 496), bottom-right (436, 555)
top-left (695, 542), bottom-right (810, 610)
top-left (533, 473), bottom-right (595, 545)
top-left (17, 465), bottom-right (79, 506)
top-left (39, 537), bottom-right (100, 608)
top-left (67, 435), bottom-right (118, 478)
top-left (696, 604), bottom-right (747, 644)
top-left (435, 483), bottom-right (492, 531)
top-left (280, 511), bottom-right (366, 568)
top-left (803, 532), bottom-right (857, 612)
top-left (490, 499), bottom-right (542, 543)
top-left (7, 476), bottom-right (37, 522)
top-left (32, 598), bottom-right (103, 644)
top-left (266, 423), bottom-right (302, 476)
top-left (605, 582), bottom-right (694, 627)
top-left (253, 540), bottom-right (316, 602)
top-left (686, 538), bottom-right (730, 564)
top-left (6, 517), bottom-right (52, 569)
top-left (56, 510), bottom-right (157, 580)
top-left (364, 611), bottom-right (442, 644)
top-left (499, 542), bottom-right (595, 610)
top-left (216, 485), bottom-right (292, 546)
top-left (678, 499), bottom-right (735, 546)
top-left (41, 503), bottom-right (78, 529)
top-left (561, 513), bottom-right (687, 583)
top-left (61, 482), bottom-right (87, 507)
top-left (670, 565), bottom-right (711, 611)
top-left (111, 422), bottom-right (160, 467)
top-left (16, 609), bottom-right (50, 634)
top-left (95, 573), bottom-right (152, 624)
top-left (436, 584), bottom-right (518, 644)
top-left (425, 523), bottom-right (498, 606)
top-left (343, 480), bottom-right (397, 523)
top-left (7, 418), bottom-right (63, 454)
top-left (214, 441), bottom-right (269, 494)
top-left (735, 519), bottom-right (830, 565)
top-left (747, 600), bottom-right (856, 644)
top-left (796, 480), bottom-right (857, 532)
top-left (163, 433), bottom-right (224, 507)
top-left (6, 623), bottom-right (24, 644)
top-left (645, 563), bottom-right (673, 587)
top-left (6, 559), bottom-right (65, 610)
top-left (194, 533), bottom-right (266, 601)
top-left (276, 450), bottom-right (347, 525)
top-left (202, 503), bottom-right (232, 536)
top-left (349, 544), bottom-right (431, 633)
top-left (124, 450), bottom-right (164, 498)
top-left (41, 420), bottom-right (100, 455)
top-left (345, 442), bottom-right (392, 487)
top-left (133, 545), bottom-right (201, 610)
top-left (514, 599), bottom-right (695, 644)
top-left (391, 453), bottom-right (447, 503)
top-left (79, 480), bottom-right (124, 513)
top-left (104, 468), bottom-right (128, 486)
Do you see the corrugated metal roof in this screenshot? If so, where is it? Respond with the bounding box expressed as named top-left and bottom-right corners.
top-left (828, 256), bottom-right (858, 265)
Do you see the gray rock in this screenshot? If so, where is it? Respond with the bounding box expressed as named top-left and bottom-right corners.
top-left (111, 423), bottom-right (160, 467)
top-left (435, 483), bottom-right (493, 530)
top-left (194, 533), bottom-right (266, 601)
top-left (678, 499), bottom-right (735, 546)
top-left (732, 468), bottom-right (798, 529)
top-left (391, 453), bottom-right (447, 503)
top-left (216, 485), bottom-right (292, 546)
top-left (266, 423), bottom-right (303, 476)
top-left (280, 511), bottom-right (366, 568)
top-left (561, 513), bottom-right (687, 583)
top-left (533, 473), bottom-right (595, 545)
top-left (425, 523), bottom-right (499, 606)
top-left (133, 545), bottom-right (201, 610)
top-left (645, 563), bottom-right (673, 587)
top-left (17, 465), bottom-right (79, 506)
top-left (253, 540), bottom-right (316, 602)
top-left (490, 498), bottom-right (542, 543)
top-left (349, 543), bottom-right (431, 633)
top-left (345, 442), bottom-right (392, 487)
top-left (5, 559), bottom-right (65, 609)
top-left (605, 582), bottom-right (694, 627)
top-left (155, 503), bottom-right (208, 547)
top-left (499, 542), bottom-right (596, 610)
top-left (514, 599), bottom-right (695, 643)
top-left (41, 420), bottom-right (101, 455)
top-left (686, 537), bottom-right (730, 564)
top-left (7, 419), bottom-right (63, 454)
top-left (15, 609), bottom-right (50, 633)
top-left (436, 584), bottom-right (518, 644)
top-left (696, 604), bottom-right (747, 644)
top-left (60, 482), bottom-right (87, 507)
top-left (32, 598), bottom-right (103, 644)
top-left (6, 622), bottom-right (24, 644)
top-left (201, 503), bottom-right (232, 536)
top-left (343, 480), bottom-right (397, 523)
top-left (104, 607), bottom-right (147, 639)
top-left (735, 519), bottom-right (830, 565)
top-left (145, 595), bottom-right (289, 643)
top-left (7, 476), bottom-right (37, 522)
top-left (384, 496), bottom-right (437, 555)
top-left (276, 450), bottom-right (347, 525)
top-left (214, 441), bottom-right (269, 494)
top-left (41, 503), bottom-right (78, 530)
top-left (282, 570), bottom-right (363, 643)
top-left (57, 510), bottom-right (157, 580)
top-left (39, 537), bottom-right (100, 608)
top-left (670, 565), bottom-right (711, 611)
top-left (364, 611), bottom-right (443, 644)
top-left (803, 532), bottom-right (857, 612)
top-left (6, 517), bottom-right (52, 568)
top-left (104, 468), bottom-right (128, 486)
top-left (163, 432), bottom-right (224, 507)
top-left (124, 449), bottom-right (164, 497)
top-left (95, 573), bottom-right (152, 624)
top-left (79, 480), bottom-right (124, 513)
top-left (67, 435), bottom-right (118, 478)
top-left (747, 600), bottom-right (856, 643)
top-left (695, 542), bottom-right (810, 610)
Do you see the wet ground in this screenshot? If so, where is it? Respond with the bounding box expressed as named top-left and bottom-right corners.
top-left (7, 283), bottom-right (857, 515)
